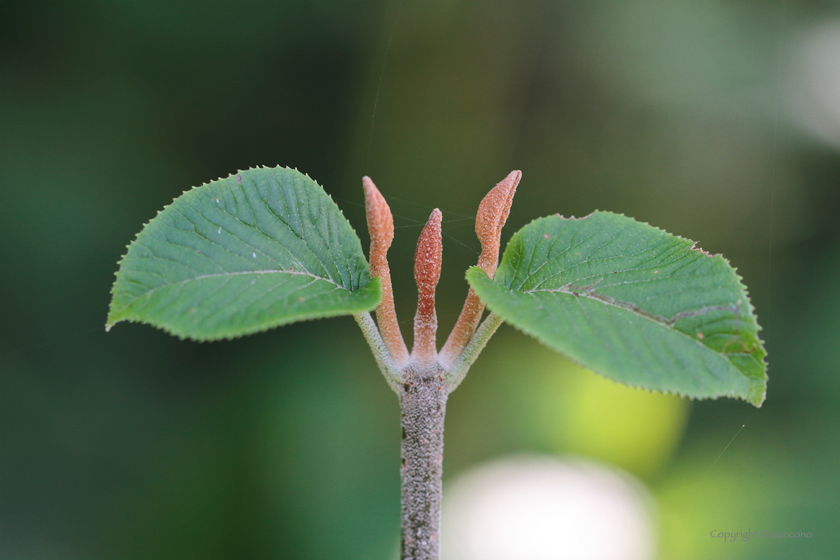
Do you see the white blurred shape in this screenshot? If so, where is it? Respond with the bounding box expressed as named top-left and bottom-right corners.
top-left (792, 21), bottom-right (840, 148)
top-left (441, 455), bottom-right (654, 560)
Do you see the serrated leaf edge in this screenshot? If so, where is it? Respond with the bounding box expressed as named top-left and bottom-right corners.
top-left (470, 210), bottom-right (768, 407)
top-left (106, 165), bottom-right (379, 338)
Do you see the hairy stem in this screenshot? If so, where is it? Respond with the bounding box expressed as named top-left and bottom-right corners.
top-left (354, 312), bottom-right (403, 393)
top-left (445, 312), bottom-right (503, 391)
top-left (358, 175), bottom-right (520, 559)
top-left (400, 361), bottom-right (447, 560)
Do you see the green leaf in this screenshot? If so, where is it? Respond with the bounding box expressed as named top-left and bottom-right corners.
top-left (467, 211), bottom-right (767, 406)
top-left (107, 166), bottom-right (381, 340)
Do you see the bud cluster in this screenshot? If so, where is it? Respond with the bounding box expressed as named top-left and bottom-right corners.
top-left (362, 171), bottom-right (521, 378)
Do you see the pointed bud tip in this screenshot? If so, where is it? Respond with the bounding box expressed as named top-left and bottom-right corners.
top-left (418, 208), bottom-right (442, 249)
top-left (476, 170), bottom-right (521, 245)
top-left (363, 176), bottom-right (394, 249)
top-left (362, 176), bottom-right (384, 208)
top-left (415, 209), bottom-right (443, 290)
top-left (362, 175), bottom-right (376, 195)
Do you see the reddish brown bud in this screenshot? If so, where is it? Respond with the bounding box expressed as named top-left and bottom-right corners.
top-left (414, 209), bottom-right (443, 302)
top-left (364, 176), bottom-right (394, 258)
top-left (412, 209), bottom-right (443, 362)
top-left (363, 176), bottom-right (408, 366)
top-left (475, 170), bottom-right (520, 276)
top-left (440, 171), bottom-right (521, 366)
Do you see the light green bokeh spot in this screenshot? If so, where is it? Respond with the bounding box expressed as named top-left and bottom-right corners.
top-left (526, 354), bottom-right (689, 478)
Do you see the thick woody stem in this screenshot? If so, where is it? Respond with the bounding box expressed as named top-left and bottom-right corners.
top-left (364, 176), bottom-right (410, 367)
top-left (439, 170), bottom-right (520, 366)
top-left (399, 361), bottom-right (447, 560)
top-left (412, 209), bottom-right (443, 363)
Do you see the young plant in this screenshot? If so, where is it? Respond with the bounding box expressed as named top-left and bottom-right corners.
top-left (107, 166), bottom-right (767, 560)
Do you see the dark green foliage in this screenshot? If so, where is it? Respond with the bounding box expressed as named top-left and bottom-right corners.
top-left (468, 212), bottom-right (767, 406)
top-left (107, 167), bottom-right (381, 340)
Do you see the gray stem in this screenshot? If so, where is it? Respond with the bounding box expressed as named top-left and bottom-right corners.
top-left (400, 361), bottom-right (447, 560)
top-left (358, 312), bottom-right (504, 558)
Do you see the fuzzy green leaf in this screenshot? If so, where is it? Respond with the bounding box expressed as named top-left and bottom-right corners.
top-left (107, 166), bottom-right (381, 340)
top-left (467, 211), bottom-right (767, 406)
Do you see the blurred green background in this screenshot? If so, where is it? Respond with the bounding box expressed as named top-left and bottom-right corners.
top-left (1, 0), bottom-right (838, 558)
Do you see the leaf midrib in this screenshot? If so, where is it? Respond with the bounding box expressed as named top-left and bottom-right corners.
top-left (525, 284), bottom-right (746, 364)
top-left (498, 217), bottom-right (744, 362)
top-left (124, 268), bottom-right (344, 302)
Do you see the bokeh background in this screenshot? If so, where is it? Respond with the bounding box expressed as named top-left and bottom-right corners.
top-left (1, 0), bottom-right (839, 558)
